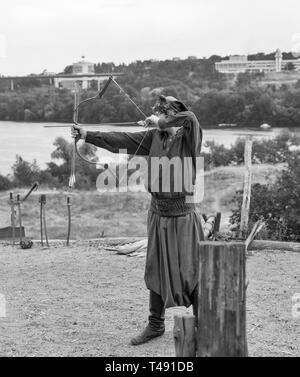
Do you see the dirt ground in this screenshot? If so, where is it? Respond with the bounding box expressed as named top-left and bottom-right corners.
top-left (0, 240), bottom-right (299, 357)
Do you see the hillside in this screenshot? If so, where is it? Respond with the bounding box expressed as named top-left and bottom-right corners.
top-left (0, 164), bottom-right (283, 240)
top-left (1, 54), bottom-right (300, 127)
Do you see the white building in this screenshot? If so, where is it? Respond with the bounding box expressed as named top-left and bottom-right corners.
top-left (57, 57), bottom-right (96, 89)
top-left (53, 57), bottom-right (123, 90)
top-left (72, 58), bottom-right (95, 75)
top-left (1, 57), bottom-right (124, 91)
top-left (215, 49), bottom-right (300, 74)
top-left (215, 55), bottom-right (248, 73)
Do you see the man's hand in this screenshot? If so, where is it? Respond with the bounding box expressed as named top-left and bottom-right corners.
top-left (71, 126), bottom-right (87, 141)
top-left (144, 115), bottom-right (160, 128)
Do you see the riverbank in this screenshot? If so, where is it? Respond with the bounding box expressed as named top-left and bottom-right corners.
top-left (1, 120), bottom-right (297, 175)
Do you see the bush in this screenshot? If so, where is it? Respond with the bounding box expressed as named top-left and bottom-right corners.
top-left (203, 131), bottom-right (299, 170)
top-left (12, 156), bottom-right (40, 187)
top-left (230, 150), bottom-right (300, 241)
top-left (203, 140), bottom-right (235, 168)
top-left (0, 175), bottom-right (13, 191)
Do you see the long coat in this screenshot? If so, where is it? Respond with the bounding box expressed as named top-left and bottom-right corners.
top-left (86, 111), bottom-right (204, 308)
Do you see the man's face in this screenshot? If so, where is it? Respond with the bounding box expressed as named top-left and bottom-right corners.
top-left (152, 100), bottom-right (167, 115)
top-left (152, 99), bottom-right (178, 116)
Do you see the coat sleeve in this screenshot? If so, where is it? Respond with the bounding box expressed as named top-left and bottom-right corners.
top-left (158, 111), bottom-right (202, 157)
top-left (85, 129), bottom-right (155, 156)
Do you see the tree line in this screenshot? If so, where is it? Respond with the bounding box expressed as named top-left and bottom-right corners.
top-left (0, 55), bottom-right (300, 127)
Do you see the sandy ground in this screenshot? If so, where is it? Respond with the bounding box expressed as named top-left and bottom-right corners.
top-left (0, 240), bottom-right (299, 357)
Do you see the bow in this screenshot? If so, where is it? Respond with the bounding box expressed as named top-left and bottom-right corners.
top-left (69, 76), bottom-right (149, 188)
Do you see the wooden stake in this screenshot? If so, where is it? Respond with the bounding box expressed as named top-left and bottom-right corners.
top-left (39, 195), bottom-right (45, 246)
top-left (214, 212), bottom-right (222, 233)
top-left (174, 315), bottom-right (196, 357)
top-left (43, 196), bottom-right (49, 247)
top-left (240, 137), bottom-right (253, 238)
top-left (245, 220), bottom-right (265, 250)
top-left (10, 192), bottom-right (16, 246)
top-left (66, 196), bottom-right (71, 247)
top-left (17, 194), bottom-right (23, 244)
top-left (197, 241), bottom-right (248, 357)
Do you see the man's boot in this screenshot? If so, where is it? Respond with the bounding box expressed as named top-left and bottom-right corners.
top-left (130, 290), bottom-right (165, 346)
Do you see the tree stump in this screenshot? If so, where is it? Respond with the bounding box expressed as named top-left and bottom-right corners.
top-left (197, 241), bottom-right (248, 357)
top-left (173, 315), bottom-right (196, 357)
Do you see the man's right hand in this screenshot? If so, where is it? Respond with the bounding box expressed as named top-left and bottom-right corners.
top-left (71, 126), bottom-right (87, 141)
top-left (144, 115), bottom-right (160, 128)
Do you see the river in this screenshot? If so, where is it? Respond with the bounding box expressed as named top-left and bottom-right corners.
top-left (0, 121), bottom-right (299, 175)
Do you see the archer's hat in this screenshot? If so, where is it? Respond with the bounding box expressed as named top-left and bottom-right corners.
top-left (159, 95), bottom-right (189, 112)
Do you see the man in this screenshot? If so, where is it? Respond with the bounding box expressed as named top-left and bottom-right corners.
top-left (72, 95), bottom-right (204, 345)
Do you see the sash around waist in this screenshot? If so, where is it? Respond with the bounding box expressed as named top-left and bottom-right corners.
top-left (150, 196), bottom-right (196, 217)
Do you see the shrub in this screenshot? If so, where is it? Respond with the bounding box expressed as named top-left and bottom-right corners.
top-left (12, 156), bottom-right (40, 187)
top-left (230, 150), bottom-right (300, 241)
top-left (0, 175), bottom-right (13, 191)
top-left (203, 131), bottom-right (299, 170)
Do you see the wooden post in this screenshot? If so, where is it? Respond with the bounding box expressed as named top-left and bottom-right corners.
top-left (16, 194), bottom-right (23, 244)
top-left (197, 241), bottom-right (248, 357)
top-left (240, 136), bottom-right (253, 238)
top-left (173, 315), bottom-right (196, 357)
top-left (10, 192), bottom-right (16, 245)
top-left (214, 212), bottom-right (222, 233)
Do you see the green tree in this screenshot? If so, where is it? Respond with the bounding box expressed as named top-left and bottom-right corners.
top-left (0, 175), bottom-right (13, 191)
top-left (12, 156), bottom-right (40, 186)
top-left (64, 65), bottom-right (73, 74)
top-left (230, 150), bottom-right (300, 241)
top-left (48, 137), bottom-right (99, 188)
top-left (285, 62), bottom-right (295, 71)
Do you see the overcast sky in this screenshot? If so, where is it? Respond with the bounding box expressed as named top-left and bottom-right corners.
top-left (1, 0), bottom-right (300, 76)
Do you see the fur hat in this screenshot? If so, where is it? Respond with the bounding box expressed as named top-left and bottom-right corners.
top-left (155, 95), bottom-right (189, 113)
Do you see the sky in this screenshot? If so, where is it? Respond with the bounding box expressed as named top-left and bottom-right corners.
top-left (1, 0), bottom-right (300, 76)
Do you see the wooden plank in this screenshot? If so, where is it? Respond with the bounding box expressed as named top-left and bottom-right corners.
top-left (174, 315), bottom-right (196, 357)
top-left (197, 241), bottom-right (248, 357)
top-left (240, 137), bottom-right (253, 238)
top-left (0, 227), bottom-right (25, 240)
top-left (249, 240), bottom-right (300, 252)
top-left (245, 220), bottom-right (265, 250)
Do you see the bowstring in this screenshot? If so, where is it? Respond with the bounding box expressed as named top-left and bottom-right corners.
top-left (110, 78), bottom-right (150, 184)
top-left (74, 78), bottom-right (150, 186)
top-left (111, 78), bottom-right (147, 118)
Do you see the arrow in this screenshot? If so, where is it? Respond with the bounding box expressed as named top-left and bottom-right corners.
top-left (44, 121), bottom-right (145, 128)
